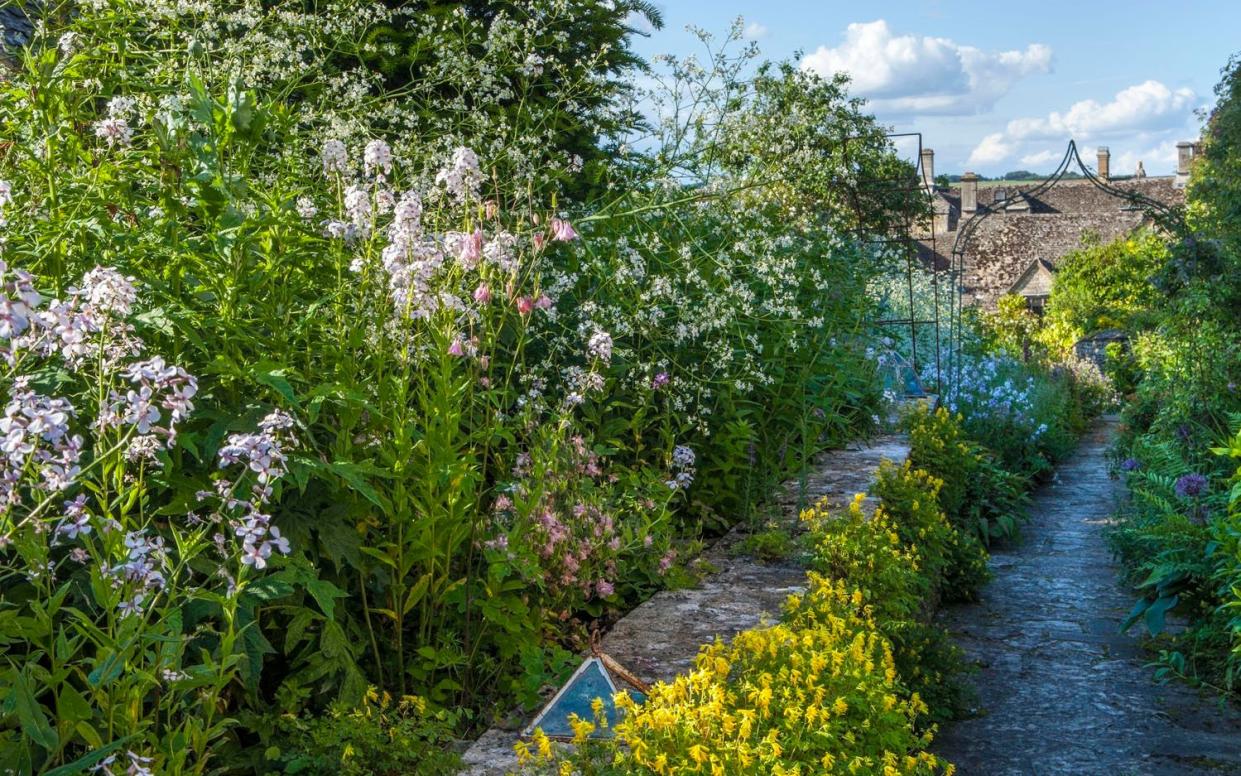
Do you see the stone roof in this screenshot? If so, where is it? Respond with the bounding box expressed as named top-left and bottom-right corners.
top-left (918, 176), bottom-right (1184, 307)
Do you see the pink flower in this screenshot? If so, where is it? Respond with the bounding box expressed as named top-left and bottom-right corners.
top-left (532, 233), bottom-right (545, 250)
top-left (473, 283), bottom-right (492, 304)
top-left (516, 296), bottom-right (535, 315)
top-left (658, 550), bottom-right (676, 575)
top-left (550, 218), bottom-right (578, 242)
top-left (458, 229), bottom-right (484, 268)
top-left (447, 339), bottom-right (465, 357)
top-left (596, 580), bottom-right (615, 597)
top-left (535, 294), bottom-right (553, 310)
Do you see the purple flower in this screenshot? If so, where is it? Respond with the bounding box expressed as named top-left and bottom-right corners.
top-left (1121, 457), bottom-right (1140, 472)
top-left (1174, 473), bottom-right (1208, 499)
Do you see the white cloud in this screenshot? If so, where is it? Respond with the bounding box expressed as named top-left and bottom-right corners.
top-left (966, 80), bottom-right (1199, 173)
top-left (1005, 80), bottom-right (1196, 139)
top-left (1019, 149), bottom-right (1064, 168)
top-left (800, 20), bottom-right (1051, 115)
top-left (1113, 141), bottom-right (1179, 176)
top-left (967, 132), bottom-right (1013, 167)
top-left (623, 10), bottom-right (655, 37)
top-left (743, 21), bottom-right (768, 40)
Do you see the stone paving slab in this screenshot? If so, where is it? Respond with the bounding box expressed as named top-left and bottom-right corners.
top-left (460, 435), bottom-right (910, 774)
top-left (934, 419), bottom-right (1241, 775)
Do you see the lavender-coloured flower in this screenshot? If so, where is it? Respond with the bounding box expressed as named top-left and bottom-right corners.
top-left (435, 146), bottom-right (482, 202)
top-left (672, 445), bottom-right (696, 469)
top-left (1120, 457), bottom-right (1140, 472)
top-left (1174, 473), bottom-right (1208, 499)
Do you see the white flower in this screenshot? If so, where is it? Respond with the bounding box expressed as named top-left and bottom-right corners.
top-left (363, 139), bottom-right (392, 177)
top-left (321, 139), bottom-right (348, 175)
top-left (94, 117), bottom-right (132, 148)
top-left (106, 96), bottom-right (137, 119)
top-left (586, 330), bottom-right (612, 363)
top-left (435, 146), bottom-right (483, 203)
top-left (295, 197), bottom-right (317, 220)
top-left (344, 185), bottom-right (371, 229)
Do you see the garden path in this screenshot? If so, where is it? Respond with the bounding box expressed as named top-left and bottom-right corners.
top-left (934, 418), bottom-right (1241, 775)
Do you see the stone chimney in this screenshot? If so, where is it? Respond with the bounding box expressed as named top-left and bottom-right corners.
top-left (1096, 147), bottom-right (1110, 181)
top-left (920, 147), bottom-right (935, 192)
top-left (961, 172), bottom-right (979, 213)
top-left (1175, 141), bottom-right (1194, 188)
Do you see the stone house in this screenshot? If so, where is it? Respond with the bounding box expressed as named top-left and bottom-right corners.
top-left (915, 144), bottom-right (1195, 309)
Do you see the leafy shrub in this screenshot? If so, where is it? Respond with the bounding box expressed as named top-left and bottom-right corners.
top-left (906, 405), bottom-right (1027, 548)
top-left (257, 689), bottom-right (461, 776)
top-left (1038, 232), bottom-right (1168, 355)
top-left (0, 2), bottom-right (918, 769)
top-left (1101, 54), bottom-right (1241, 700)
top-left (0, 266), bottom-right (305, 772)
top-left (811, 469), bottom-right (971, 721)
top-left (1214, 422), bottom-right (1241, 686)
top-left (528, 575), bottom-right (947, 775)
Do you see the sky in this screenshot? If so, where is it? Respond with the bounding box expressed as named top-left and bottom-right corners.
top-left (625, 0), bottom-right (1240, 176)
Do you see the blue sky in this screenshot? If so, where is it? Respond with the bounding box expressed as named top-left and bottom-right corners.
top-left (627, 1), bottom-right (1240, 176)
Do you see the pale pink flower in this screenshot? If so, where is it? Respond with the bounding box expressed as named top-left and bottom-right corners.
top-left (473, 283), bottom-right (492, 304)
top-left (550, 218), bottom-right (578, 242)
top-left (516, 296), bottom-right (535, 315)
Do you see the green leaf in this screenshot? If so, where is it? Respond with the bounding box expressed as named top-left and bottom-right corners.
top-left (1145, 594), bottom-right (1178, 635)
top-left (306, 578), bottom-right (346, 620)
top-left (326, 460), bottom-right (390, 510)
top-left (243, 577), bottom-right (295, 602)
top-left (14, 671), bottom-right (58, 751)
top-left (88, 652), bottom-right (125, 688)
top-left (402, 574), bottom-right (432, 615)
top-left (251, 361), bottom-right (298, 406)
top-left (43, 735), bottom-right (136, 776)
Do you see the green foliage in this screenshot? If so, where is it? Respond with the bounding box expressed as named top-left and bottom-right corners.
top-left (734, 525), bottom-right (796, 563)
top-left (1213, 421), bottom-right (1241, 686)
top-left (983, 294), bottom-right (1042, 360)
top-left (906, 405), bottom-right (1027, 549)
top-left (257, 690), bottom-right (461, 775)
top-left (1103, 52), bottom-right (1241, 701)
top-left (1039, 231), bottom-right (1168, 355)
top-left (0, 4), bottom-right (914, 772)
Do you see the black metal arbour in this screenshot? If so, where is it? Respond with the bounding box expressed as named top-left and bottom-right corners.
top-left (944, 139), bottom-right (1188, 390)
top-left (838, 130), bottom-right (953, 395)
